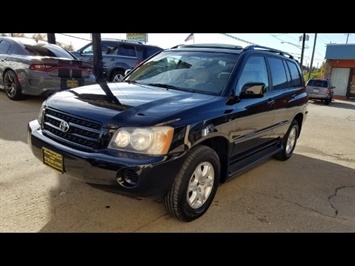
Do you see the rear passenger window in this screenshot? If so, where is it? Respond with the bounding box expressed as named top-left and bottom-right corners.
top-left (115, 45), bottom-right (137, 57)
top-left (286, 61), bottom-right (302, 87)
top-left (267, 57), bottom-right (288, 90)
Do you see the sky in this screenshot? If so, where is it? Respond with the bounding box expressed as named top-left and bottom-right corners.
top-left (18, 33), bottom-right (355, 68)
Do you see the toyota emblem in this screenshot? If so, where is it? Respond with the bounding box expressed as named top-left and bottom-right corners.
top-left (59, 121), bottom-right (70, 132)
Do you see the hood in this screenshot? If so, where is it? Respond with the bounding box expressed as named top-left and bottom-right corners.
top-left (46, 82), bottom-right (218, 126)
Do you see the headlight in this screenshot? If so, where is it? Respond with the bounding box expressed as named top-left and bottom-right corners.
top-left (108, 126), bottom-right (174, 155)
top-left (37, 101), bottom-right (46, 126)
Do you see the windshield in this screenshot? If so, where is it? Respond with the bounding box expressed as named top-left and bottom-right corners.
top-left (124, 50), bottom-right (239, 95)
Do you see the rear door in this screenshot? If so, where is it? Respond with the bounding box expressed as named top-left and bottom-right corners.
top-left (267, 56), bottom-right (306, 139)
top-left (107, 43), bottom-right (139, 68)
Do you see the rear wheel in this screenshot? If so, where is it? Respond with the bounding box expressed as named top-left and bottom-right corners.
top-left (4, 70), bottom-right (23, 100)
top-left (164, 145), bottom-right (220, 222)
top-left (274, 119), bottom-right (299, 161)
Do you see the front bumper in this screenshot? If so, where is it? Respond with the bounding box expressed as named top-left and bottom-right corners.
top-left (27, 119), bottom-right (184, 198)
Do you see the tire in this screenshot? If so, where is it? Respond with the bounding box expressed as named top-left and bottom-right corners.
top-left (274, 119), bottom-right (299, 161)
top-left (4, 70), bottom-right (23, 100)
top-left (111, 70), bottom-right (125, 82)
top-left (164, 145), bottom-right (220, 222)
top-left (325, 98), bottom-right (330, 105)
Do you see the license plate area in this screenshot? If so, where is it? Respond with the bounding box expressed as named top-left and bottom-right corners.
top-left (313, 89), bottom-right (319, 93)
top-left (67, 79), bottom-right (79, 88)
top-left (42, 147), bottom-right (64, 173)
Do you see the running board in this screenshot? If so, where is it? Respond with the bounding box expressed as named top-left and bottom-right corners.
top-left (227, 144), bottom-right (282, 179)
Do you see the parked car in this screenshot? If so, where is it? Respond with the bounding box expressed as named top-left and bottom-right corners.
top-left (306, 78), bottom-right (335, 105)
top-left (28, 43), bottom-right (308, 222)
top-left (0, 36), bottom-right (96, 100)
top-left (70, 38), bottom-right (163, 82)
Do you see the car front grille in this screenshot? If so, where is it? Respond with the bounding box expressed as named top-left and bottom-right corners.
top-left (43, 108), bottom-right (102, 150)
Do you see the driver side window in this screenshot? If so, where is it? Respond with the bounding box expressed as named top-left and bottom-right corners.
top-left (236, 56), bottom-right (269, 93)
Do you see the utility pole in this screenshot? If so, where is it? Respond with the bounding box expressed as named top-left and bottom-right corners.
top-left (308, 33), bottom-right (317, 80)
top-left (92, 33), bottom-right (105, 83)
top-left (92, 33), bottom-right (121, 104)
top-left (47, 33), bottom-right (56, 44)
top-left (300, 33), bottom-right (306, 71)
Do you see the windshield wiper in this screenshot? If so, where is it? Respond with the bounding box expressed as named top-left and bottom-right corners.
top-left (123, 80), bottom-right (139, 84)
top-left (145, 83), bottom-right (179, 90)
top-left (145, 83), bottom-right (198, 93)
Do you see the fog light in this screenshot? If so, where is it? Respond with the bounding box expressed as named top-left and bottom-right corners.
top-left (116, 168), bottom-right (139, 188)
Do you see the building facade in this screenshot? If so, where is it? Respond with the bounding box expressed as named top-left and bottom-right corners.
top-left (324, 44), bottom-right (355, 99)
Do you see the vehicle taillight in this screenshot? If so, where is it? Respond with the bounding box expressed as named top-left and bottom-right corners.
top-left (30, 64), bottom-right (55, 72)
top-left (30, 64), bottom-right (93, 74)
top-left (78, 66), bottom-right (94, 74)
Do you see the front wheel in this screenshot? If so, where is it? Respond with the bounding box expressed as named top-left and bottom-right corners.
top-left (164, 145), bottom-right (220, 222)
top-left (274, 119), bottom-right (299, 161)
top-left (110, 70), bottom-right (125, 82)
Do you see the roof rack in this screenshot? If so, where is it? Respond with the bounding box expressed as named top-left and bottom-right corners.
top-left (175, 43), bottom-right (243, 50)
top-left (243, 45), bottom-right (294, 59)
top-left (101, 38), bottom-right (145, 44)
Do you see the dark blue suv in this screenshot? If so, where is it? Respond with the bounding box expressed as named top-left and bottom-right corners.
top-left (28, 43), bottom-right (308, 222)
top-left (70, 38), bottom-right (163, 82)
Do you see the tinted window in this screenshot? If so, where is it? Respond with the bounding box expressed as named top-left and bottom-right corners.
top-left (287, 61), bottom-right (302, 87)
top-left (102, 41), bottom-right (115, 55)
top-left (268, 57), bottom-right (288, 90)
top-left (81, 41), bottom-right (114, 55)
top-left (0, 40), bottom-right (11, 54)
top-left (237, 56), bottom-right (269, 92)
top-left (23, 44), bottom-right (73, 58)
top-left (144, 47), bottom-right (163, 58)
top-left (113, 44), bottom-right (137, 57)
top-left (307, 79), bottom-right (328, 87)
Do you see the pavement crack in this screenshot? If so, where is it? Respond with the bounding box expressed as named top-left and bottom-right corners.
top-left (239, 186), bottom-right (353, 222)
top-left (328, 185), bottom-right (354, 218)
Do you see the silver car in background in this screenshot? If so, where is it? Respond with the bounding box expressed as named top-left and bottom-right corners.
top-left (0, 36), bottom-right (96, 100)
top-left (306, 78), bottom-right (335, 105)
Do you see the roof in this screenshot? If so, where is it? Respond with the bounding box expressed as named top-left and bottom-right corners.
top-left (325, 44), bottom-right (355, 60)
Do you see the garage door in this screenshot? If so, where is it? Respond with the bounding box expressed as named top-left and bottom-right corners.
top-left (331, 68), bottom-right (350, 97)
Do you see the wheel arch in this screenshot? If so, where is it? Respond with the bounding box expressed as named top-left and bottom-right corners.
top-left (197, 136), bottom-right (230, 184)
top-left (107, 62), bottom-right (131, 81)
top-left (293, 113), bottom-right (304, 138)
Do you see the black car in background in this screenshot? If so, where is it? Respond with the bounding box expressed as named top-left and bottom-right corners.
top-left (28, 43), bottom-right (308, 222)
top-left (0, 36), bottom-right (96, 100)
top-left (71, 38), bottom-right (163, 82)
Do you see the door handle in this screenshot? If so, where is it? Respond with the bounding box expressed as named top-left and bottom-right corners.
top-left (267, 98), bottom-right (275, 106)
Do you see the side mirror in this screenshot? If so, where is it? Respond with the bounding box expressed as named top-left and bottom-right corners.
top-left (239, 82), bottom-right (266, 98)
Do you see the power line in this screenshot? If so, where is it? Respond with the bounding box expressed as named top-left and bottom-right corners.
top-left (220, 33), bottom-right (258, 45)
top-left (57, 33), bottom-right (91, 42)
